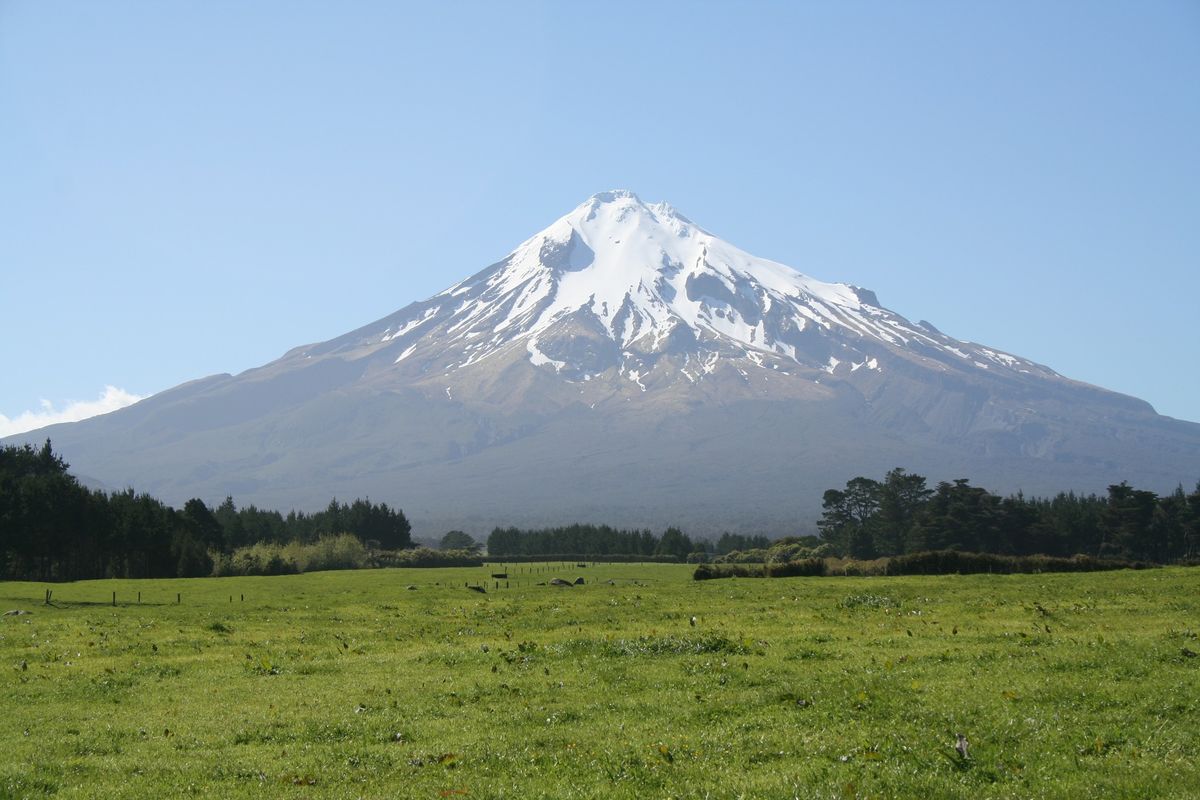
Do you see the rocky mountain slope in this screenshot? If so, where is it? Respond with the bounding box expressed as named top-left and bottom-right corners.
top-left (9, 191), bottom-right (1199, 536)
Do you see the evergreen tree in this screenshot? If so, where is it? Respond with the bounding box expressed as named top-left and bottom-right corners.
top-left (656, 527), bottom-right (694, 558)
top-left (818, 476), bottom-right (880, 556)
top-left (873, 468), bottom-right (931, 555)
top-left (214, 497), bottom-right (248, 549)
top-left (1185, 483), bottom-right (1200, 559)
top-left (1153, 487), bottom-right (1190, 562)
top-left (440, 531), bottom-right (479, 551)
top-left (1100, 482), bottom-right (1158, 559)
top-left (909, 479), bottom-right (996, 552)
top-left (487, 527), bottom-right (522, 557)
top-left (183, 498), bottom-right (224, 552)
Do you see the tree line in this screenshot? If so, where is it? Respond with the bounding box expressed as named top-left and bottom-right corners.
top-left (818, 468), bottom-right (1200, 562)
top-left (486, 524), bottom-right (697, 559)
top-left (0, 441), bottom-right (410, 581)
top-left (4, 440), bottom-right (1198, 580)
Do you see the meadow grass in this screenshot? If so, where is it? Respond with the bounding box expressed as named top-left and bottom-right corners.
top-left (1, 563), bottom-right (1197, 799)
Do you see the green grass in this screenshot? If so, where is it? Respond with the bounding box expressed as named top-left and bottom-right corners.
top-left (2, 564), bottom-right (1198, 799)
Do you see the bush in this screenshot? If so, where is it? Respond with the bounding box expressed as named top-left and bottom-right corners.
top-left (288, 534), bottom-right (368, 572)
top-left (483, 553), bottom-right (682, 564)
top-left (714, 542), bottom-right (836, 564)
top-left (693, 563), bottom-right (765, 580)
top-left (766, 544), bottom-right (814, 563)
top-left (885, 550), bottom-right (1151, 576)
top-left (213, 534), bottom-right (366, 576)
top-left (764, 558), bottom-right (827, 577)
top-left (374, 547), bottom-right (483, 568)
top-left (713, 549), bottom-right (769, 564)
top-left (693, 550), bottom-right (1151, 582)
top-left (824, 557), bottom-right (890, 576)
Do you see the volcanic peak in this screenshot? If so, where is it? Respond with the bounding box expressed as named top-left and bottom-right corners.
top-left (353, 191), bottom-right (1050, 388)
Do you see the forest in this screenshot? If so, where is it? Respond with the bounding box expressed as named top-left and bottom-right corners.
top-left (485, 524), bottom-right (698, 560)
top-left (0, 440), bottom-right (409, 581)
top-left (815, 468), bottom-right (1200, 562)
top-left (2, 441), bottom-right (1197, 581)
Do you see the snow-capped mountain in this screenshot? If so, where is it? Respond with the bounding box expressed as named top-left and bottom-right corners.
top-left (7, 191), bottom-right (1198, 536)
top-left (298, 189), bottom-right (1052, 393)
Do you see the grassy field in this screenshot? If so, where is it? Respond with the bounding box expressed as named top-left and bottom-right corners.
top-left (2, 563), bottom-right (1198, 799)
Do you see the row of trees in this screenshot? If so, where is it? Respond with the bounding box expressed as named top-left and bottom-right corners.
top-left (713, 532), bottom-right (773, 555)
top-left (818, 468), bottom-right (1200, 562)
top-left (0, 441), bottom-right (410, 581)
top-left (5, 439), bottom-right (1197, 580)
top-left (486, 524), bottom-right (697, 559)
top-left (212, 496), bottom-right (411, 551)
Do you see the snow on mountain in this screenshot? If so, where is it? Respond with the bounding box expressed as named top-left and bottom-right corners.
top-left (296, 190), bottom-right (1057, 401)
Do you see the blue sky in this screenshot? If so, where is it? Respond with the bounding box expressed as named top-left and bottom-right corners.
top-left (2, 1), bottom-right (1198, 432)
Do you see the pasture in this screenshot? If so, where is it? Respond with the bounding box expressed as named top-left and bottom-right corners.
top-left (2, 564), bottom-right (1197, 799)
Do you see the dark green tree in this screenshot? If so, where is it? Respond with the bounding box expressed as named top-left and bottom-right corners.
top-left (183, 498), bottom-right (224, 552)
top-left (655, 527), bottom-right (695, 559)
top-left (873, 468), bottom-right (931, 555)
top-left (910, 479), bottom-right (998, 552)
top-left (439, 531), bottom-right (479, 551)
top-left (819, 476), bottom-right (881, 557)
top-left (1100, 482), bottom-right (1158, 559)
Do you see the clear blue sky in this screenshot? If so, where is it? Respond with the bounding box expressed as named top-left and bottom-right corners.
top-left (2, 1), bottom-right (1198, 431)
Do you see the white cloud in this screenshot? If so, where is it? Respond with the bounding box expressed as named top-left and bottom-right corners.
top-left (0, 386), bottom-right (145, 437)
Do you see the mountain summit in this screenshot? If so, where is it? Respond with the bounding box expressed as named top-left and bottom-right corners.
top-left (293, 190), bottom-right (1057, 400)
top-left (404, 187), bottom-right (883, 376)
top-left (8, 192), bottom-right (1198, 535)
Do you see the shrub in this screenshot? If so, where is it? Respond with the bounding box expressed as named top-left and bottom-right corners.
top-left (713, 549), bottom-right (769, 564)
top-left (693, 550), bottom-right (1152, 582)
top-left (766, 544), bottom-right (814, 563)
top-left (693, 563), bottom-right (765, 580)
top-left (885, 550), bottom-right (1152, 576)
top-left (824, 557), bottom-right (890, 576)
top-left (289, 534), bottom-right (368, 572)
top-left (764, 558), bottom-right (827, 578)
top-left (713, 542), bottom-right (836, 564)
top-left (214, 534), bottom-right (365, 576)
top-left (482, 553), bottom-right (681, 564)
top-left (374, 547), bottom-right (483, 568)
